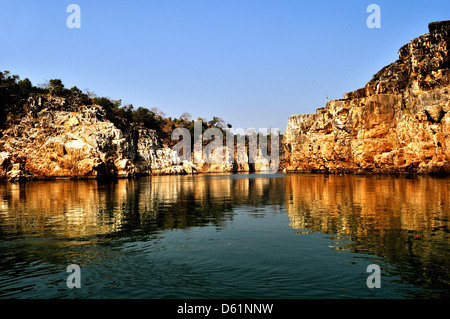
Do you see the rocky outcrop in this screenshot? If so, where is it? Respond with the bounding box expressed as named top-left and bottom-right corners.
top-left (284, 21), bottom-right (450, 174)
top-left (195, 146), bottom-right (250, 173)
top-left (0, 94), bottom-right (197, 182)
top-left (194, 140), bottom-right (283, 174)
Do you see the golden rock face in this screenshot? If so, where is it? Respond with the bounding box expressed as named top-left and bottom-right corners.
top-left (284, 21), bottom-right (450, 175)
top-left (0, 98), bottom-right (199, 182)
top-left (0, 98), bottom-right (282, 181)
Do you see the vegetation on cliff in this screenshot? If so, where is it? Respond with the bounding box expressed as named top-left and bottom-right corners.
top-left (0, 70), bottom-right (284, 181)
top-left (0, 70), bottom-right (231, 144)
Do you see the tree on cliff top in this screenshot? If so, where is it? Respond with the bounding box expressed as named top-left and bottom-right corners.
top-left (0, 71), bottom-right (46, 126)
top-left (180, 112), bottom-right (192, 122)
top-left (49, 79), bottom-right (65, 96)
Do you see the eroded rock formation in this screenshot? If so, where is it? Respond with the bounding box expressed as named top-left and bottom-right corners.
top-left (0, 93), bottom-right (283, 182)
top-left (284, 21), bottom-right (450, 174)
top-left (0, 94), bottom-right (197, 181)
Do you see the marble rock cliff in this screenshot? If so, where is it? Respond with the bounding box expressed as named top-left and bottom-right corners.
top-left (0, 94), bottom-right (197, 181)
top-left (284, 21), bottom-right (450, 174)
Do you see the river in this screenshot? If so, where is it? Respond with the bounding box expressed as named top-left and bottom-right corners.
top-left (0, 173), bottom-right (449, 299)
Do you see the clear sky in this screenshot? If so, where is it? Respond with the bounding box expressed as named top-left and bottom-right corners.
top-left (1, 0), bottom-right (449, 132)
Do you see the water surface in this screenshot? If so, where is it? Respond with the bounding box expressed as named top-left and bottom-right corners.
top-left (0, 173), bottom-right (449, 298)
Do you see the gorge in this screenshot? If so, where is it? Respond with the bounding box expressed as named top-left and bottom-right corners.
top-left (1, 21), bottom-right (450, 181)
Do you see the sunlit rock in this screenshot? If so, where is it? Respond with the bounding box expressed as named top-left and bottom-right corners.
top-left (0, 95), bottom-right (197, 181)
top-left (284, 21), bottom-right (450, 175)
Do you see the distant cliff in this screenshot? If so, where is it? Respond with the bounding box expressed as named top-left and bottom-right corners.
top-left (284, 21), bottom-right (450, 174)
top-left (0, 92), bottom-right (283, 182)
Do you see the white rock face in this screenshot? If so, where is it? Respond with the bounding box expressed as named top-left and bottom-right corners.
top-left (0, 95), bottom-right (197, 181)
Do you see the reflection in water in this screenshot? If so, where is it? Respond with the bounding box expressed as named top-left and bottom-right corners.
top-left (0, 173), bottom-right (449, 298)
top-left (0, 174), bottom-right (286, 290)
top-left (0, 174), bottom-right (285, 239)
top-left (285, 174), bottom-right (450, 292)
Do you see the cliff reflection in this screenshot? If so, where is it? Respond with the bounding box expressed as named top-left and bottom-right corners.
top-left (285, 174), bottom-right (450, 291)
top-left (0, 174), bottom-right (286, 240)
top-left (286, 174), bottom-right (450, 237)
top-left (1, 173), bottom-right (449, 296)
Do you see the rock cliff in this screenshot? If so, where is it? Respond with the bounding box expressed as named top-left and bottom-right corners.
top-left (0, 92), bottom-right (283, 182)
top-left (0, 94), bottom-right (197, 181)
top-left (284, 21), bottom-right (450, 174)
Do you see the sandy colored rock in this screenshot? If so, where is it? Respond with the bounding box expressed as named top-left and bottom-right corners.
top-left (284, 21), bottom-right (450, 175)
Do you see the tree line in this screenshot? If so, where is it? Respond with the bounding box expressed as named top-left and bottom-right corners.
top-left (0, 71), bottom-right (231, 144)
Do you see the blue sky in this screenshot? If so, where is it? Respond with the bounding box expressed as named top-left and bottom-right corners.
top-left (1, 1), bottom-right (449, 131)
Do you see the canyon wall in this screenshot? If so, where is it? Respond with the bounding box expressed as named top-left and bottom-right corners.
top-left (0, 94), bottom-right (197, 181)
top-left (0, 94), bottom-right (281, 182)
top-left (284, 21), bottom-right (450, 174)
